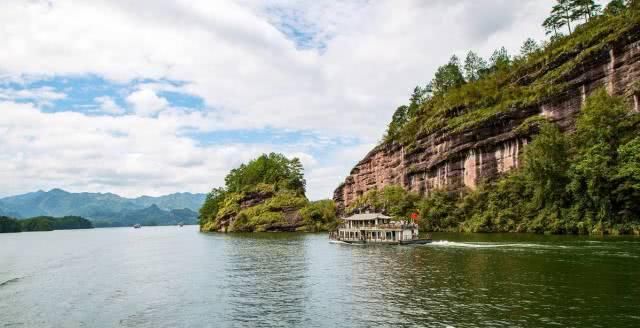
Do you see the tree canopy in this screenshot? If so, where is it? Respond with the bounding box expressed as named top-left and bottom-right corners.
top-left (544, 0), bottom-right (603, 35)
top-left (224, 153), bottom-right (306, 195)
top-left (430, 55), bottom-right (466, 95)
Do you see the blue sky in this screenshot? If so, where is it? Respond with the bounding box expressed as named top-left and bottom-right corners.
top-left (0, 0), bottom-right (586, 199)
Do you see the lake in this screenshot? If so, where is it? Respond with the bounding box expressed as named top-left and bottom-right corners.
top-left (1, 226), bottom-right (639, 327)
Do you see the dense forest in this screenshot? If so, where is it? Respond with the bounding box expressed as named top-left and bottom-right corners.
top-left (346, 0), bottom-right (640, 235)
top-left (0, 216), bottom-right (22, 233)
top-left (199, 153), bottom-right (337, 232)
top-left (0, 215), bottom-right (94, 233)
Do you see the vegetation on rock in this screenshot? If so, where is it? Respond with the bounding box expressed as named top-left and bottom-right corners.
top-left (199, 153), bottom-right (337, 232)
top-left (382, 0), bottom-right (639, 145)
top-left (351, 90), bottom-right (640, 235)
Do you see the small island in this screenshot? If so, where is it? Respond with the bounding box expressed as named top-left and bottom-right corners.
top-left (199, 153), bottom-right (337, 232)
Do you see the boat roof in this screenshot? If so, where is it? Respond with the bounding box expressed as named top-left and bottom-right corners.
top-left (342, 213), bottom-right (392, 221)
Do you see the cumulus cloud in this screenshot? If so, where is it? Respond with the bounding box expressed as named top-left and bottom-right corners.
top-left (0, 0), bottom-right (595, 199)
top-left (126, 88), bottom-right (169, 116)
top-left (95, 96), bottom-right (125, 114)
top-left (0, 100), bottom-right (325, 197)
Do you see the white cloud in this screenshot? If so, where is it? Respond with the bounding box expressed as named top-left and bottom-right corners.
top-left (95, 96), bottom-right (125, 114)
top-left (0, 100), bottom-right (345, 199)
top-left (125, 88), bottom-right (169, 116)
top-left (0, 86), bottom-right (66, 107)
top-left (0, 0), bottom-right (605, 199)
top-left (0, 0), bottom-right (565, 137)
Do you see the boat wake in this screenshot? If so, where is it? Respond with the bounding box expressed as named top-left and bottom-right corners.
top-left (329, 240), bottom-right (365, 246)
top-left (428, 240), bottom-right (548, 249)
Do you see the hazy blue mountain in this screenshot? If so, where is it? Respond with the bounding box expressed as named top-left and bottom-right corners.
top-left (0, 200), bottom-right (23, 218)
top-left (92, 205), bottom-right (199, 227)
top-left (0, 189), bottom-right (205, 226)
top-left (133, 192), bottom-right (206, 212)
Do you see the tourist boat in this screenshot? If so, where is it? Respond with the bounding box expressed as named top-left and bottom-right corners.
top-left (329, 213), bottom-right (431, 245)
top-left (133, 224), bottom-right (141, 229)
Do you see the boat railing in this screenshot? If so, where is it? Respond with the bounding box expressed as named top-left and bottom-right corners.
top-left (337, 223), bottom-right (418, 230)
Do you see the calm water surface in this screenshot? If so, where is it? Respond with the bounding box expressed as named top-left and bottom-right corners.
top-left (1, 226), bottom-right (639, 327)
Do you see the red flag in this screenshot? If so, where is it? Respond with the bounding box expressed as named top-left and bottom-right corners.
top-left (410, 212), bottom-right (419, 222)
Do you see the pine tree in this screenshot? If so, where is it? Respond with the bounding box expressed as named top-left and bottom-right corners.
top-left (551, 0), bottom-right (574, 35)
top-left (543, 14), bottom-right (563, 37)
top-left (570, 0), bottom-right (601, 22)
top-left (463, 51), bottom-right (488, 82)
top-left (407, 86), bottom-right (426, 118)
top-left (520, 38), bottom-right (540, 57)
top-left (430, 55), bottom-right (465, 95)
top-left (490, 47), bottom-right (510, 70)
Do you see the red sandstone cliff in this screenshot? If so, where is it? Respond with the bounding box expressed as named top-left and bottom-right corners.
top-left (334, 37), bottom-right (640, 213)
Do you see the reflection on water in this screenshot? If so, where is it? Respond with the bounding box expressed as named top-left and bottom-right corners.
top-left (1, 227), bottom-right (639, 327)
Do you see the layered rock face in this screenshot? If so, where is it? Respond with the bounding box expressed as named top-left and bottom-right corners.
top-left (209, 191), bottom-right (305, 232)
top-left (334, 39), bottom-right (640, 212)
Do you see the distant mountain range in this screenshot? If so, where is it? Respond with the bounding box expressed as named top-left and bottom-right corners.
top-left (0, 189), bottom-right (206, 227)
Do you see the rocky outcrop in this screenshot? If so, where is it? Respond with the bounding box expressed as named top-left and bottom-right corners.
top-left (207, 190), bottom-right (308, 232)
top-left (334, 38), bottom-right (640, 213)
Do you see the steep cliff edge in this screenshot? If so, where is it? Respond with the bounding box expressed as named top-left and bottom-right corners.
top-left (335, 12), bottom-right (640, 213)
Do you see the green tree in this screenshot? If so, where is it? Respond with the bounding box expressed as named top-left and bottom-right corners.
top-left (463, 51), bottom-right (488, 82)
top-left (568, 90), bottom-right (631, 224)
top-left (224, 153), bottom-right (306, 195)
top-left (489, 47), bottom-right (511, 70)
top-left (385, 105), bottom-right (409, 141)
top-left (407, 86), bottom-right (427, 118)
top-left (430, 55), bottom-right (465, 95)
top-left (417, 190), bottom-right (458, 231)
top-left (550, 0), bottom-right (574, 35)
top-left (522, 123), bottom-right (570, 210)
top-left (570, 0), bottom-right (602, 21)
top-left (604, 0), bottom-right (627, 15)
top-left (543, 14), bottom-right (563, 37)
top-left (615, 137), bottom-right (640, 221)
top-left (199, 187), bottom-right (227, 224)
top-left (520, 38), bottom-right (540, 57)
top-left (300, 200), bottom-right (337, 231)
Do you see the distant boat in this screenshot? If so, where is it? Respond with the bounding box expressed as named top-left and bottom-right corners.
top-left (178, 222), bottom-right (184, 227)
top-left (133, 224), bottom-right (141, 229)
